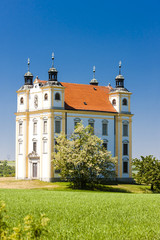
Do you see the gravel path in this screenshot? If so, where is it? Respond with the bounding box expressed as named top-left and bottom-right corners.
top-left (0, 177), bottom-right (59, 189)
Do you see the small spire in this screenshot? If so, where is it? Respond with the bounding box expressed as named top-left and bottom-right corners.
top-left (90, 65), bottom-right (98, 86)
top-left (28, 58), bottom-right (30, 72)
top-left (52, 52), bottom-right (54, 68)
top-left (93, 66), bottom-right (96, 79)
top-left (119, 60), bottom-right (122, 75)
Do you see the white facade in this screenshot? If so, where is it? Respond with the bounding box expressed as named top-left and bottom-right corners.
top-left (15, 60), bottom-right (133, 182)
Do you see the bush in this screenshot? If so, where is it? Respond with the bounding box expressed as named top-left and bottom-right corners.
top-left (0, 201), bottom-right (50, 240)
top-left (0, 161), bottom-right (15, 177)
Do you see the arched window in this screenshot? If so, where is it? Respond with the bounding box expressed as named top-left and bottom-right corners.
top-left (123, 120), bottom-right (129, 137)
top-left (123, 140), bottom-right (129, 156)
top-left (55, 93), bottom-right (60, 100)
top-left (20, 97), bottom-right (24, 104)
top-left (112, 99), bottom-right (116, 105)
top-left (74, 118), bottom-right (81, 127)
top-left (19, 123), bottom-right (23, 135)
top-left (88, 119), bottom-right (95, 134)
top-left (122, 98), bottom-right (127, 106)
top-left (44, 93), bottom-right (48, 101)
top-left (55, 116), bottom-right (62, 133)
top-left (102, 120), bottom-right (108, 136)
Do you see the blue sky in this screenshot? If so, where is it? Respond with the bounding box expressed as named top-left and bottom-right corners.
top-left (0, 0), bottom-right (160, 160)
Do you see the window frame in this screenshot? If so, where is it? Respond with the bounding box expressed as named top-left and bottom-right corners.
top-left (123, 142), bottom-right (128, 156)
top-left (74, 118), bottom-right (81, 128)
top-left (18, 142), bottom-right (23, 155)
top-left (33, 122), bottom-right (37, 135)
top-left (102, 139), bottom-right (108, 150)
top-left (122, 98), bottom-right (128, 106)
top-left (112, 99), bottom-right (116, 105)
top-left (33, 142), bottom-right (37, 153)
top-left (55, 92), bottom-right (61, 101)
top-left (43, 140), bottom-right (47, 154)
top-left (123, 124), bottom-right (128, 137)
top-left (88, 119), bottom-right (95, 135)
top-left (122, 120), bottom-right (129, 137)
top-left (19, 122), bottom-right (23, 136)
top-left (20, 97), bottom-right (24, 105)
top-left (123, 161), bottom-right (128, 173)
top-left (43, 120), bottom-right (47, 134)
top-left (44, 93), bottom-right (48, 101)
top-left (102, 120), bottom-right (108, 136)
top-left (55, 117), bottom-right (62, 134)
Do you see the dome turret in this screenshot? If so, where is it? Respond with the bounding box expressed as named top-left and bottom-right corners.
top-left (24, 58), bottom-right (33, 85)
top-left (115, 61), bottom-right (124, 88)
top-left (48, 52), bottom-right (58, 81)
top-left (90, 66), bottom-right (98, 86)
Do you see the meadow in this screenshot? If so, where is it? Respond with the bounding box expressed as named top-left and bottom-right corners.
top-left (1, 185), bottom-right (160, 239)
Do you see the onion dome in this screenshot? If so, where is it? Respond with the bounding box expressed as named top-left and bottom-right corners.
top-left (90, 66), bottom-right (98, 86)
top-left (24, 58), bottom-right (33, 85)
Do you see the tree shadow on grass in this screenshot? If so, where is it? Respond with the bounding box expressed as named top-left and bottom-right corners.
top-left (92, 185), bottom-right (131, 193)
top-left (68, 183), bottom-right (132, 193)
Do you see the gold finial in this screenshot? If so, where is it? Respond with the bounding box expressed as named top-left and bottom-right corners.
top-left (52, 52), bottom-right (54, 68)
top-left (28, 58), bottom-right (30, 72)
top-left (119, 60), bottom-right (122, 75)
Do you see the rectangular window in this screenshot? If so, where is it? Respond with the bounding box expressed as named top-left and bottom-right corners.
top-left (55, 121), bottom-right (61, 133)
top-left (102, 123), bottom-right (108, 136)
top-left (89, 122), bottom-right (94, 134)
top-left (43, 121), bottom-right (47, 134)
top-left (123, 162), bottom-right (128, 173)
top-left (123, 124), bottom-right (128, 136)
top-left (19, 123), bottom-right (23, 135)
top-left (103, 142), bottom-right (108, 150)
top-left (43, 141), bottom-right (47, 153)
top-left (33, 142), bottom-right (37, 152)
top-left (123, 144), bottom-right (128, 155)
top-left (19, 143), bottom-right (23, 154)
top-left (33, 122), bottom-right (37, 135)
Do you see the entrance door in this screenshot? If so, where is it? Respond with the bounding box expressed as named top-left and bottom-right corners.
top-left (33, 163), bottom-right (37, 178)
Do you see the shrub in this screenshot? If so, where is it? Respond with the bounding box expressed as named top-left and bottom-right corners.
top-left (0, 201), bottom-right (50, 240)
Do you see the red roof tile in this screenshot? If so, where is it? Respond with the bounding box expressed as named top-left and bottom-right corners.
top-left (61, 82), bottom-right (117, 113)
top-left (34, 80), bottom-right (117, 113)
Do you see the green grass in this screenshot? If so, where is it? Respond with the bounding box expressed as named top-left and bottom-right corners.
top-left (1, 188), bottom-right (160, 239)
top-left (37, 181), bottom-right (152, 194)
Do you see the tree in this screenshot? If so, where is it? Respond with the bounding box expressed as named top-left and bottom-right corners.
top-left (132, 155), bottom-right (160, 191)
top-left (53, 122), bottom-right (116, 189)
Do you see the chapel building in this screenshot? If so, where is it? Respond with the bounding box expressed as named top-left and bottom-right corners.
top-left (15, 54), bottom-right (133, 182)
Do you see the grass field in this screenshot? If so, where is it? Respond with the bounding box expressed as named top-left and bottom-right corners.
top-left (0, 185), bottom-right (160, 239)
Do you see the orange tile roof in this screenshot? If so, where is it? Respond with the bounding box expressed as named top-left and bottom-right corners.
top-left (35, 79), bottom-right (117, 113)
top-left (61, 82), bottom-right (117, 113)
top-left (37, 79), bottom-right (47, 84)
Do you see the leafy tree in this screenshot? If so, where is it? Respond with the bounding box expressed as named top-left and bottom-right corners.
top-left (132, 155), bottom-right (160, 191)
top-left (53, 122), bottom-right (116, 189)
top-left (0, 161), bottom-right (15, 177)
